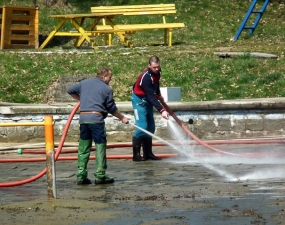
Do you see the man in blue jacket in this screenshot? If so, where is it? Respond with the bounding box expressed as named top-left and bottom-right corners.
top-left (67, 66), bottom-right (129, 185)
top-left (132, 56), bottom-right (169, 161)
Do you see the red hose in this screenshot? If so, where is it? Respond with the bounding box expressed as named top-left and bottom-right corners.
top-left (1, 102), bottom-right (284, 187)
top-left (2, 151), bottom-right (285, 163)
top-left (0, 102), bottom-right (80, 187)
top-left (0, 154), bottom-right (178, 163)
top-left (2, 139), bottom-right (285, 155)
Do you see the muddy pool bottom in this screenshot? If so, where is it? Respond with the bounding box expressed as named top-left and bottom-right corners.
top-left (0, 143), bottom-right (285, 225)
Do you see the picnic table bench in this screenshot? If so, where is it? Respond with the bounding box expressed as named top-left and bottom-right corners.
top-left (90, 4), bottom-right (185, 47)
top-left (39, 4), bottom-right (185, 49)
top-left (39, 13), bottom-right (138, 50)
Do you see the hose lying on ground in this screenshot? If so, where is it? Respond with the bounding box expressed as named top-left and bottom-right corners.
top-left (1, 101), bottom-right (284, 187)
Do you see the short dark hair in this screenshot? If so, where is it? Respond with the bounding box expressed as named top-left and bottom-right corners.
top-left (149, 56), bottom-right (160, 65)
top-left (96, 66), bottom-right (112, 78)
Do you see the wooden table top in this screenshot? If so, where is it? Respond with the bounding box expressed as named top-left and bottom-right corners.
top-left (49, 13), bottom-right (123, 19)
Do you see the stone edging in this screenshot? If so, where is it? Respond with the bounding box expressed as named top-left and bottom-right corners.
top-left (1, 98), bottom-right (285, 143)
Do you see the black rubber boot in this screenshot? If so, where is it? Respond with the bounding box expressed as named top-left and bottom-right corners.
top-left (132, 137), bottom-right (145, 161)
top-left (142, 136), bottom-right (161, 160)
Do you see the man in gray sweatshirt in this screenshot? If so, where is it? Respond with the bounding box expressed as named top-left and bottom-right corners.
top-left (67, 66), bottom-right (129, 185)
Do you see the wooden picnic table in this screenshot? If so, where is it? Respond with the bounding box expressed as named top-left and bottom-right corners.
top-left (90, 4), bottom-right (186, 47)
top-left (39, 13), bottom-right (135, 50)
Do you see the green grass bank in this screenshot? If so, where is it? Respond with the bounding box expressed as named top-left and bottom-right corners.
top-left (0, 0), bottom-right (285, 103)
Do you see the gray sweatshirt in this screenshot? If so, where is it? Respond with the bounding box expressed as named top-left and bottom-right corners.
top-left (67, 78), bottom-right (118, 123)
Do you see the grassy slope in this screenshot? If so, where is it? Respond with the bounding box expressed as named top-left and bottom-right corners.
top-left (0, 0), bottom-right (285, 103)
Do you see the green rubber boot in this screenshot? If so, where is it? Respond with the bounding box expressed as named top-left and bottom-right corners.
top-left (94, 143), bottom-right (114, 184)
top-left (77, 139), bottom-right (93, 184)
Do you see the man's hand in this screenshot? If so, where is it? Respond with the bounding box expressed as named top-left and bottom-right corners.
top-left (121, 116), bottom-right (129, 124)
top-left (161, 111), bottom-right (169, 120)
top-left (113, 111), bottom-right (129, 124)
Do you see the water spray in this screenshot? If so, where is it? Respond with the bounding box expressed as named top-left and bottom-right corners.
top-left (129, 123), bottom-right (181, 152)
top-left (160, 101), bottom-right (239, 156)
top-left (129, 122), bottom-right (238, 182)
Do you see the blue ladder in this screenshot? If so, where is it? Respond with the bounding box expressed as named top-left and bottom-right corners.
top-left (233, 0), bottom-right (269, 41)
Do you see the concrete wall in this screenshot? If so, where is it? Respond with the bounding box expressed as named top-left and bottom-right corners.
top-left (1, 98), bottom-right (285, 143)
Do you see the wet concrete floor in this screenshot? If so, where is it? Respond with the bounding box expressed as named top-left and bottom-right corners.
top-left (0, 142), bottom-right (285, 225)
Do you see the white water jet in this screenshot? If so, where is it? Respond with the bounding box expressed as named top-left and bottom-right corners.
top-left (166, 119), bottom-right (238, 181)
top-left (130, 122), bottom-right (238, 182)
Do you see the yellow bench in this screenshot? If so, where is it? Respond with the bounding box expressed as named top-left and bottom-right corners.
top-left (90, 4), bottom-right (186, 47)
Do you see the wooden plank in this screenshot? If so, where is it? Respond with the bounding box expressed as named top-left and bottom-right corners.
top-left (91, 7), bottom-right (175, 12)
top-left (122, 10), bottom-right (176, 16)
top-left (6, 35), bottom-right (36, 41)
top-left (91, 10), bottom-right (176, 16)
top-left (34, 9), bottom-right (39, 48)
top-left (54, 29), bottom-right (137, 35)
top-left (1, 6), bottom-right (7, 49)
top-left (4, 15), bottom-right (36, 21)
top-left (4, 9), bottom-right (37, 17)
top-left (91, 9), bottom-right (176, 14)
top-left (49, 13), bottom-right (122, 19)
top-left (0, 8), bottom-right (2, 51)
top-left (91, 4), bottom-right (175, 10)
top-left (94, 23), bottom-right (185, 31)
top-left (2, 5), bottom-right (38, 11)
top-left (54, 32), bottom-right (102, 36)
